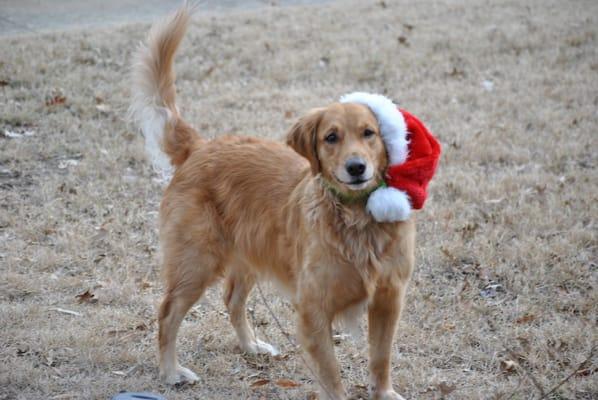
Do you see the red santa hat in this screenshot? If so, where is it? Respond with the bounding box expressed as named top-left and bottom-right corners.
top-left (339, 92), bottom-right (441, 222)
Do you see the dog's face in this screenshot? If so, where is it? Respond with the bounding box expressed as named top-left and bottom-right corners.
top-left (287, 102), bottom-right (388, 194)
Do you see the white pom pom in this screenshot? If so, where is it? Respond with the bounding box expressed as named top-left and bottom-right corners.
top-left (366, 187), bottom-right (411, 222)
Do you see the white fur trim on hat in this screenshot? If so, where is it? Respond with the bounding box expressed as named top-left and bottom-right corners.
top-left (366, 186), bottom-right (411, 222)
top-left (340, 92), bottom-right (409, 165)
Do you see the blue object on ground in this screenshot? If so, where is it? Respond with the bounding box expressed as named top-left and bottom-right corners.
top-left (112, 393), bottom-right (166, 400)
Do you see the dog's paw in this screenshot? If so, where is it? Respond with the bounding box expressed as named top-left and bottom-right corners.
top-left (371, 389), bottom-right (406, 400)
top-left (161, 365), bottom-right (199, 386)
top-left (243, 339), bottom-right (280, 356)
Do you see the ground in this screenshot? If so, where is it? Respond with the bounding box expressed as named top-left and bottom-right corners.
top-left (0, 0), bottom-right (596, 399)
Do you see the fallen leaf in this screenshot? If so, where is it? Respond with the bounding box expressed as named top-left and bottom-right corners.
top-left (515, 313), bottom-right (535, 324)
top-left (275, 378), bottom-right (301, 388)
top-left (500, 359), bottom-right (518, 373)
top-left (306, 391), bottom-right (319, 400)
top-left (76, 290), bottom-right (97, 304)
top-left (16, 347), bottom-right (29, 356)
top-left (441, 322), bottom-right (456, 332)
top-left (0, 79), bottom-right (8, 86)
top-left (45, 95), bottom-right (66, 106)
top-left (440, 246), bottom-right (456, 261)
top-left (437, 382), bottom-right (456, 395)
top-left (575, 367), bottom-right (597, 377)
top-left (135, 323), bottom-right (148, 331)
top-left (139, 280), bottom-right (152, 289)
top-left (250, 379), bottom-right (270, 388)
top-left (284, 110), bottom-right (293, 119)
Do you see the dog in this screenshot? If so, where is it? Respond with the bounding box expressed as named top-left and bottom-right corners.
top-left (130, 5), bottom-right (415, 400)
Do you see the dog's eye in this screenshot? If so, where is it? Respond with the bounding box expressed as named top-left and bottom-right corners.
top-left (364, 129), bottom-right (375, 138)
top-left (325, 132), bottom-right (338, 143)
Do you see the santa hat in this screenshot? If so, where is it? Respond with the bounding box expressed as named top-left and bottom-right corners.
top-left (339, 92), bottom-right (441, 222)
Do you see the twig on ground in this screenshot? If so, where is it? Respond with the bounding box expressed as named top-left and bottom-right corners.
top-left (535, 344), bottom-right (596, 400)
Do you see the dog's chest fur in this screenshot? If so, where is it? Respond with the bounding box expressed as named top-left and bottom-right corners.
top-left (302, 180), bottom-right (402, 293)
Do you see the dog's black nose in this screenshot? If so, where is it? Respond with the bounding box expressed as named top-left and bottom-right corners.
top-left (346, 158), bottom-right (366, 177)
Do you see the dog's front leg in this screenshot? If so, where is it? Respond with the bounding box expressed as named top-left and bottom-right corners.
top-left (297, 293), bottom-right (346, 400)
top-left (367, 282), bottom-right (408, 400)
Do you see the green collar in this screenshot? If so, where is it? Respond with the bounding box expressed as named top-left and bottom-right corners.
top-left (320, 178), bottom-right (386, 204)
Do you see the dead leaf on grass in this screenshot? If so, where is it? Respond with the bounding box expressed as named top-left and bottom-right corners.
top-left (75, 290), bottom-right (97, 304)
top-left (436, 382), bottom-right (457, 396)
top-left (575, 366), bottom-right (597, 377)
top-left (139, 280), bottom-right (152, 290)
top-left (16, 347), bottom-right (29, 356)
top-left (135, 322), bottom-right (149, 331)
top-left (351, 383), bottom-right (369, 398)
top-left (441, 322), bottom-right (456, 332)
top-left (306, 391), bottom-right (319, 400)
top-left (275, 378), bottom-right (301, 388)
top-left (250, 378), bottom-right (270, 388)
top-left (273, 353), bottom-right (290, 361)
top-left (437, 381), bottom-right (456, 395)
top-left (45, 95), bottom-right (66, 106)
top-left (500, 359), bottom-right (518, 373)
top-left (515, 313), bottom-right (536, 324)
top-left (397, 36), bottom-right (410, 46)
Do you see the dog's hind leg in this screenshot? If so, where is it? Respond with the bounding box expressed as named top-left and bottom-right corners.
top-left (158, 217), bottom-right (226, 385)
top-left (223, 263), bottom-right (279, 356)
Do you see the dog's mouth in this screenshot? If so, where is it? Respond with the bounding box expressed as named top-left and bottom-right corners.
top-left (334, 175), bottom-right (372, 191)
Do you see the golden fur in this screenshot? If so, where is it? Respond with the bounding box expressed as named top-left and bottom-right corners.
top-left (131, 5), bottom-right (415, 400)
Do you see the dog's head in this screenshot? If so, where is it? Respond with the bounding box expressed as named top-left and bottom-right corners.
top-left (286, 102), bottom-right (388, 195)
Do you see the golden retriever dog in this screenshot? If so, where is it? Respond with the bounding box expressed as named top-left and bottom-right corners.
top-left (130, 5), bottom-right (414, 400)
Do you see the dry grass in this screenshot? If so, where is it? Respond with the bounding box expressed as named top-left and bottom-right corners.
top-left (1, 0), bottom-right (597, 399)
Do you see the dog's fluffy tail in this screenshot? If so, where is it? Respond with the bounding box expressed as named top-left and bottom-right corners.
top-left (130, 3), bottom-right (201, 174)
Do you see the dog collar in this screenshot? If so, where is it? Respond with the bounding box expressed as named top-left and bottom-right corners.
top-left (320, 177), bottom-right (386, 204)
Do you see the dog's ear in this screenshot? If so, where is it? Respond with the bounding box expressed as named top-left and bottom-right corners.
top-left (286, 108), bottom-right (325, 175)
